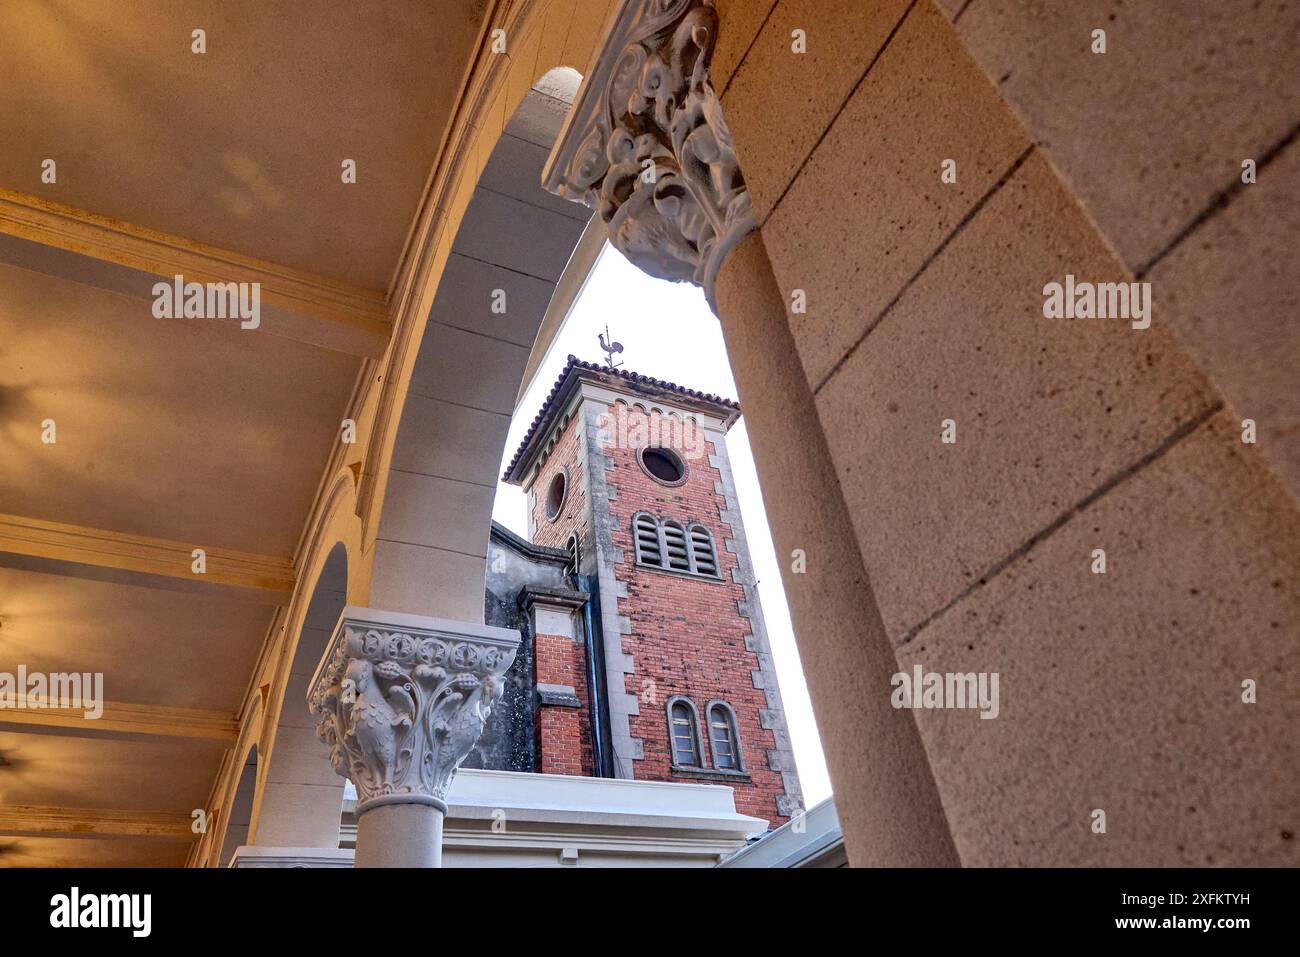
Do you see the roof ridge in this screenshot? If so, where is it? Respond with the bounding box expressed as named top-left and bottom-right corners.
top-left (501, 355), bottom-right (739, 482)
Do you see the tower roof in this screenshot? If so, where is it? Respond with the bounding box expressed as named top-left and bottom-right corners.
top-left (502, 355), bottom-right (740, 484)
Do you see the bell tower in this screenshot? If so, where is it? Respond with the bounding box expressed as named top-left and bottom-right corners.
top-left (503, 356), bottom-right (803, 823)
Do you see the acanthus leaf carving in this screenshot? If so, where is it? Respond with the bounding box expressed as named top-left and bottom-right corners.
top-left (545, 0), bottom-right (754, 309)
top-left (308, 612), bottom-right (519, 815)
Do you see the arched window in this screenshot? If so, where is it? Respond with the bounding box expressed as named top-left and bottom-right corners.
top-left (661, 520), bottom-right (690, 571)
top-left (564, 533), bottom-right (580, 578)
top-left (687, 523), bottom-right (718, 577)
top-left (706, 700), bottom-right (743, 771)
top-left (667, 697), bottom-right (702, 768)
top-left (633, 512), bottom-right (661, 565)
top-left (633, 514), bottom-right (722, 579)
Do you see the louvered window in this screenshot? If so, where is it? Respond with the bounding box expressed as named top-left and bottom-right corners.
top-left (662, 521), bottom-right (690, 571)
top-left (633, 513), bottom-right (661, 565)
top-left (688, 524), bottom-right (717, 576)
top-left (564, 533), bottom-right (580, 577)
top-left (633, 514), bottom-right (721, 579)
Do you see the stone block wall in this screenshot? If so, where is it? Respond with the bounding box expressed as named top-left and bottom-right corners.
top-left (714, 0), bottom-right (1300, 864)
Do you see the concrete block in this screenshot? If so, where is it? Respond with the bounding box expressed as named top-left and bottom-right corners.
top-left (761, 0), bottom-right (1030, 386)
top-left (390, 393), bottom-right (511, 487)
top-left (897, 412), bottom-right (1300, 865)
top-left (409, 321), bottom-right (530, 416)
top-left (816, 151), bottom-right (1215, 641)
top-left (368, 539), bottom-right (487, 623)
top-left (377, 469), bottom-right (494, 556)
top-left (722, 0), bottom-right (913, 222)
top-left (1148, 139), bottom-right (1300, 503)
top-left (954, 0), bottom-right (1300, 271)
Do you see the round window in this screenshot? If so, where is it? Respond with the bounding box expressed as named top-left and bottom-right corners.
top-left (545, 470), bottom-right (567, 521)
top-left (640, 447), bottom-right (686, 485)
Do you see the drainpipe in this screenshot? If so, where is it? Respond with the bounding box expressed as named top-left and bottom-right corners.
top-left (575, 571), bottom-right (614, 778)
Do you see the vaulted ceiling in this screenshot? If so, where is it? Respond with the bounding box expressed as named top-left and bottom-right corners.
top-left (0, 0), bottom-right (490, 866)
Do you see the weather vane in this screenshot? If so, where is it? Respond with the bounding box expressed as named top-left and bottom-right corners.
top-left (598, 324), bottom-right (624, 369)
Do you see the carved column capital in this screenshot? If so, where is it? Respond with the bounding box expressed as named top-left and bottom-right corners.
top-left (543, 0), bottom-right (754, 309)
top-left (308, 608), bottom-right (520, 816)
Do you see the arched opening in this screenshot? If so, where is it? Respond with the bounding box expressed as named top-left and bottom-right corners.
top-left (219, 746), bottom-right (257, 867)
top-left (367, 68), bottom-right (595, 625)
top-left (253, 542), bottom-right (349, 848)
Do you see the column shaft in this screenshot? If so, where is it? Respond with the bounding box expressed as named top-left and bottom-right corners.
top-left (354, 804), bottom-right (444, 868)
top-left (713, 232), bottom-right (960, 867)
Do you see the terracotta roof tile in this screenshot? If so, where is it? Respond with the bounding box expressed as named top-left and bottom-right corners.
top-left (502, 355), bottom-right (740, 483)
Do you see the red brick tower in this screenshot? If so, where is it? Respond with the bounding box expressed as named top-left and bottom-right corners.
top-left (503, 357), bottom-right (803, 824)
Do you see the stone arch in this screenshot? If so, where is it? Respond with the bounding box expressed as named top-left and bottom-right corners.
top-left (363, 65), bottom-right (597, 623)
top-left (252, 540), bottom-right (350, 848)
top-left (217, 745), bottom-right (258, 868)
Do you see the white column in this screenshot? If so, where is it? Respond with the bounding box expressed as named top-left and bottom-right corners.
top-left (308, 607), bottom-right (520, 868)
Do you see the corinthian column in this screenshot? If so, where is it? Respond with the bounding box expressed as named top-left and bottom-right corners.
top-left (542, 1), bottom-right (961, 866)
top-left (308, 607), bottom-right (520, 867)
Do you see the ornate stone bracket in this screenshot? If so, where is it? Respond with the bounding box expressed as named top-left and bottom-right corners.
top-left (308, 607), bottom-right (520, 816)
top-left (542, 0), bottom-right (754, 309)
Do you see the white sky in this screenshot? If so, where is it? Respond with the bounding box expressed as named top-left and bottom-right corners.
top-left (491, 242), bottom-right (832, 807)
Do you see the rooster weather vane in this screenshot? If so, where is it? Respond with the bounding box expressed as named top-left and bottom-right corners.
top-left (599, 325), bottom-right (624, 369)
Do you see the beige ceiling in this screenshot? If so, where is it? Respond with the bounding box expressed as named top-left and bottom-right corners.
top-left (0, 0), bottom-right (483, 290)
top-left (0, 565), bottom-right (268, 711)
top-left (0, 260), bottom-right (359, 555)
top-left (0, 0), bottom-right (490, 866)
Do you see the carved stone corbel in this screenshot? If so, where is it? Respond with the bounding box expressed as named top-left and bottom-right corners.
top-left (308, 608), bottom-right (520, 818)
top-left (543, 0), bottom-right (753, 309)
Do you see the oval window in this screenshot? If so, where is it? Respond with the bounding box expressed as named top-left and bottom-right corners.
top-left (640, 447), bottom-right (685, 485)
top-left (545, 470), bottom-right (567, 521)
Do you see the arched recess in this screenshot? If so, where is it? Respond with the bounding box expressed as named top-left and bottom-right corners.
top-left (251, 541), bottom-right (350, 848)
top-left (218, 746), bottom-right (257, 867)
top-left (365, 65), bottom-right (596, 624)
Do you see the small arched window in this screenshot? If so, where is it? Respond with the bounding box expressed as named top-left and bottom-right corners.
top-left (633, 512), bottom-right (661, 565)
top-left (667, 697), bottom-right (702, 767)
top-left (564, 533), bottom-right (580, 577)
top-left (633, 514), bottom-right (722, 579)
top-left (706, 701), bottom-right (742, 771)
top-left (661, 520), bottom-right (690, 571)
top-left (688, 524), bottom-right (718, 576)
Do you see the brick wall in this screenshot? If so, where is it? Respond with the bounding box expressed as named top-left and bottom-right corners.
top-left (603, 402), bottom-right (791, 824)
top-left (529, 406), bottom-right (589, 551)
top-left (533, 629), bottom-right (594, 776)
top-left (525, 395), bottom-right (794, 824)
